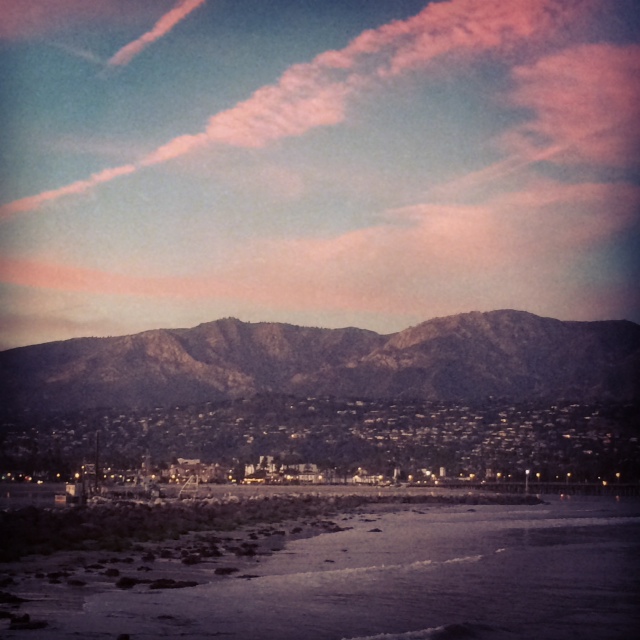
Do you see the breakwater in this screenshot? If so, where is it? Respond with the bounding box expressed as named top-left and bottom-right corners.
top-left (0, 490), bottom-right (541, 562)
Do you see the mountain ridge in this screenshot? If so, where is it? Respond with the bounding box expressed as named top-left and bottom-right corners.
top-left (1, 310), bottom-right (638, 414)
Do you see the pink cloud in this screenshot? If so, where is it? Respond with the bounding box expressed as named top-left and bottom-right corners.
top-left (0, 254), bottom-right (381, 318)
top-left (2, 176), bottom-right (637, 322)
top-left (427, 141), bottom-right (570, 200)
top-left (108, 0), bottom-right (206, 67)
top-left (1, 0), bottom-right (598, 216)
top-left (0, 165), bottom-right (136, 220)
top-left (140, 134), bottom-right (210, 167)
top-left (316, 0), bottom-right (590, 77)
top-left (0, 256), bottom-right (240, 300)
top-left (90, 164), bottom-right (138, 184)
top-left (257, 177), bottom-right (640, 306)
top-left (503, 43), bottom-right (640, 167)
top-left (487, 179), bottom-right (640, 259)
top-left (204, 73), bottom-right (351, 148)
top-left (492, 178), bottom-right (640, 214)
top-left (429, 41), bottom-right (640, 198)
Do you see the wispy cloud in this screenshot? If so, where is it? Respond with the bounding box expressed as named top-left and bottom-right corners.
top-left (320, 0), bottom-right (590, 77)
top-left (48, 40), bottom-right (106, 68)
top-left (3, 178), bottom-right (636, 321)
top-left (107, 0), bottom-right (206, 67)
top-left (428, 41), bottom-right (640, 200)
top-left (0, 0), bottom-right (592, 219)
top-left (0, 165), bottom-right (136, 220)
top-left (0, 256), bottom-right (236, 299)
top-left (502, 43), bottom-right (640, 167)
top-left (238, 178), bottom-right (639, 319)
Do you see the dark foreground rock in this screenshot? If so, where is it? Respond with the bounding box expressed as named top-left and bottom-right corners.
top-left (0, 590), bottom-right (27, 604)
top-left (0, 491), bottom-right (542, 562)
top-left (0, 490), bottom-right (544, 635)
top-left (8, 613), bottom-right (48, 630)
top-left (149, 578), bottom-right (198, 589)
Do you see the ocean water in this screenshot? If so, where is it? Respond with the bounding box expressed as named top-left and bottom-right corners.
top-left (19, 495), bottom-right (640, 639)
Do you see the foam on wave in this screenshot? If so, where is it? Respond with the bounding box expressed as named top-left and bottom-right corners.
top-left (260, 555), bottom-right (484, 583)
top-left (341, 621), bottom-right (501, 640)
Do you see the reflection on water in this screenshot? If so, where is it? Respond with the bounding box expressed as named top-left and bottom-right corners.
top-left (0, 483), bottom-right (61, 508)
top-left (2, 488), bottom-right (639, 640)
top-left (74, 496), bottom-right (640, 640)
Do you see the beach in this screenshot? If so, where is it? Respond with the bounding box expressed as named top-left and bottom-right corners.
top-left (1, 488), bottom-right (638, 639)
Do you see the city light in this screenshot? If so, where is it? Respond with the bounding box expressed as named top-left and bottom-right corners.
top-left (1, 397), bottom-right (638, 492)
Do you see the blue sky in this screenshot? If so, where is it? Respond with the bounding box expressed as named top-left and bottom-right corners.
top-left (1, 0), bottom-right (639, 349)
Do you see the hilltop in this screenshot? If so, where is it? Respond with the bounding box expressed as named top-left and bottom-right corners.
top-left (1, 310), bottom-right (638, 414)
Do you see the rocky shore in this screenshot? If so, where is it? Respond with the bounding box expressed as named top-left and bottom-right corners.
top-left (1, 490), bottom-right (542, 635)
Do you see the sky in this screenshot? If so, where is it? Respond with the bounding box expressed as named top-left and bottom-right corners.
top-left (1, 0), bottom-right (639, 350)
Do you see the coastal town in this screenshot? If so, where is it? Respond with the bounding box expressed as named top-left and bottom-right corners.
top-left (1, 395), bottom-right (638, 490)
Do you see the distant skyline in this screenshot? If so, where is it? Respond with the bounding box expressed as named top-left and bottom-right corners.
top-left (1, 0), bottom-right (639, 350)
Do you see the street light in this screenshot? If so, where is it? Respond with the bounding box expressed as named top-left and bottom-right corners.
top-left (525, 469), bottom-right (530, 494)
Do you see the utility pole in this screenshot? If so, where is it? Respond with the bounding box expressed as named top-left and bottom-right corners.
top-left (95, 430), bottom-right (100, 494)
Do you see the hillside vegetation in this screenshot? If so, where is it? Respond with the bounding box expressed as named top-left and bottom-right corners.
top-left (1, 310), bottom-right (638, 414)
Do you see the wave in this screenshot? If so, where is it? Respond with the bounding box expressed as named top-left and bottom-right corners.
top-left (259, 555), bottom-right (484, 583)
top-left (341, 621), bottom-right (505, 640)
top-left (500, 515), bottom-right (640, 530)
top-left (443, 555), bottom-right (483, 564)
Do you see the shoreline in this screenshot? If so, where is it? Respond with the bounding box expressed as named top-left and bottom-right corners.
top-left (1, 490), bottom-right (542, 634)
top-left (0, 488), bottom-right (542, 562)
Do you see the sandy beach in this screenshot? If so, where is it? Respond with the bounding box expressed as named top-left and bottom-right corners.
top-left (1, 517), bottom-right (347, 636)
top-left (0, 487), bottom-right (542, 638)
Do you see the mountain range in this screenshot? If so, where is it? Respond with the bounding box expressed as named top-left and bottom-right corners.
top-left (1, 310), bottom-right (639, 415)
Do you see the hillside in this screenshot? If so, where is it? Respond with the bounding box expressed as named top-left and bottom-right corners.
top-left (1, 310), bottom-right (638, 414)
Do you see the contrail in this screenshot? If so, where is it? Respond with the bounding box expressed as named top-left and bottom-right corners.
top-left (0, 0), bottom-right (592, 220)
top-left (108, 0), bottom-right (206, 67)
top-left (48, 41), bottom-right (106, 69)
